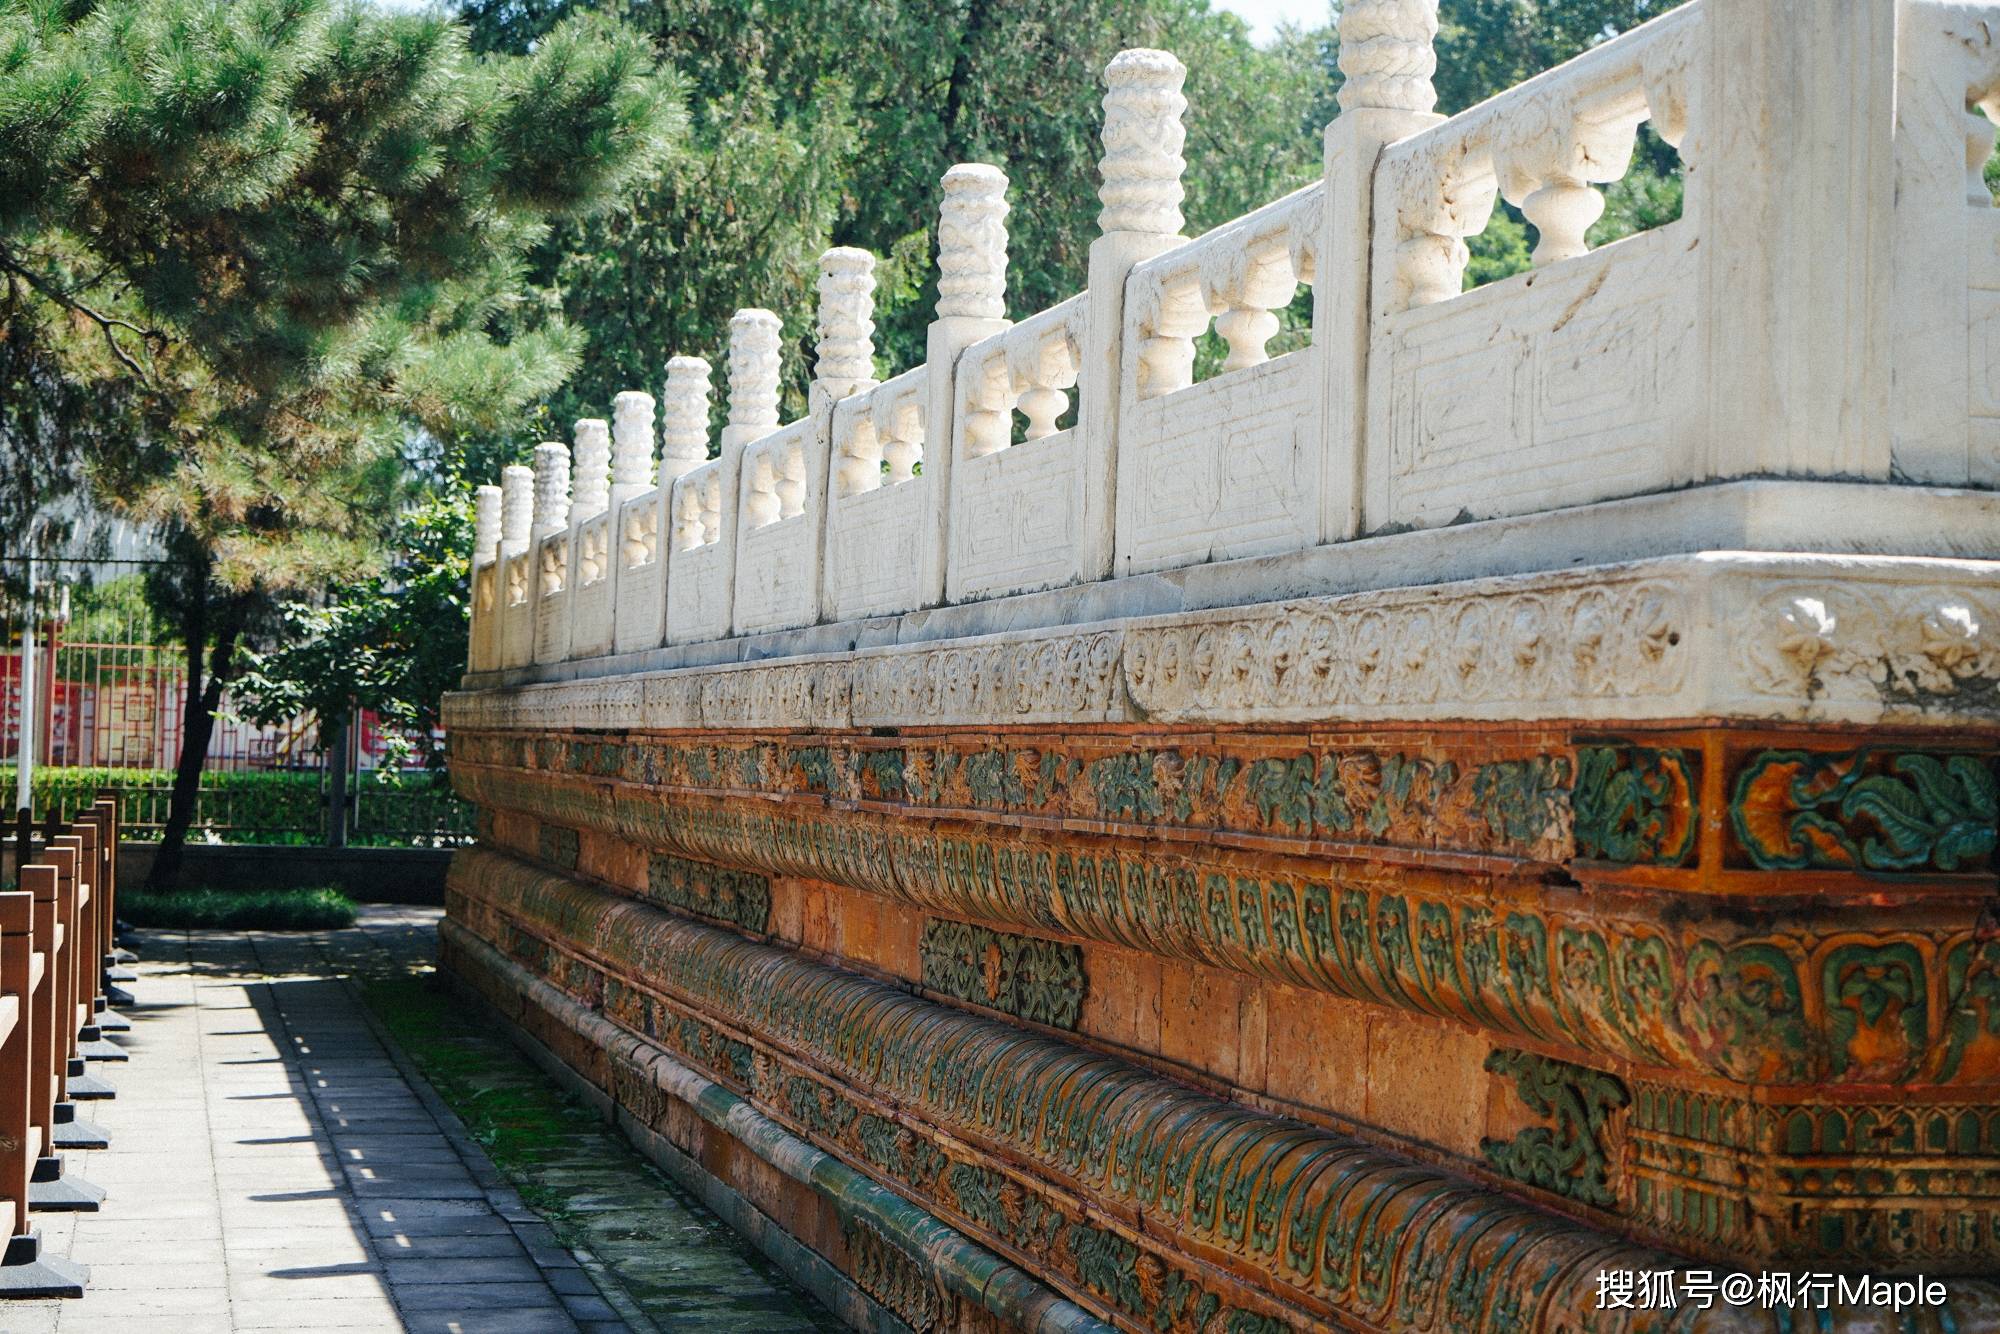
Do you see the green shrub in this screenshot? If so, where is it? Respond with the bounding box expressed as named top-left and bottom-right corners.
top-left (0, 766), bottom-right (472, 847)
top-left (118, 887), bottom-right (359, 931)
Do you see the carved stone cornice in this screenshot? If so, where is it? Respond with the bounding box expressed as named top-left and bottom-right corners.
top-left (443, 554), bottom-right (2000, 733)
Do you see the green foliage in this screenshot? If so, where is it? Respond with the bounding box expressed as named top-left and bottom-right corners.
top-left (461, 0), bottom-right (1325, 426)
top-left (1465, 209), bottom-right (1534, 291)
top-left (61, 574), bottom-right (161, 644)
top-left (3, 0), bottom-right (680, 450)
top-left (120, 886), bottom-right (358, 931)
top-left (236, 488), bottom-right (477, 769)
top-left (3, 765), bottom-right (473, 846)
top-left (1, 0), bottom-right (679, 883)
top-left (10, 765), bottom-right (326, 841)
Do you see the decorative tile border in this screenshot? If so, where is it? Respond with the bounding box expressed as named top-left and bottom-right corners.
top-left (645, 852), bottom-right (772, 933)
top-left (918, 919), bottom-right (1086, 1030)
top-left (537, 824), bottom-right (579, 870)
top-left (452, 757), bottom-right (2000, 1090)
top-left (450, 849), bottom-right (2000, 1315)
top-left (452, 731), bottom-right (1582, 864)
top-left (1480, 1050), bottom-right (1629, 1210)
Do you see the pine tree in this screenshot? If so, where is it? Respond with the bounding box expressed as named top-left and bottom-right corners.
top-left (0, 0), bottom-right (681, 885)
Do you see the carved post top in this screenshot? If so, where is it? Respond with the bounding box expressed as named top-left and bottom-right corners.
top-left (571, 418), bottom-right (611, 521)
top-left (938, 163), bottom-right (1010, 321)
top-left (611, 391), bottom-right (655, 503)
top-left (1099, 48), bottom-right (1187, 237)
top-left (726, 308), bottom-right (783, 443)
top-left (473, 484), bottom-right (502, 565)
top-left (663, 355), bottom-right (713, 475)
top-left (499, 463), bottom-right (534, 555)
top-left (530, 441), bottom-right (571, 538)
top-left (1337, 0), bottom-right (1439, 114)
top-left (815, 247), bottom-right (877, 400)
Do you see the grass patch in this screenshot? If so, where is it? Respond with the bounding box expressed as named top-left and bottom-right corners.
top-left (119, 886), bottom-right (358, 931)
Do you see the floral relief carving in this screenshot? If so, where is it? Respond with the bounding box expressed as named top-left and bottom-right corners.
top-left (1480, 1049), bottom-right (1629, 1209)
top-left (1729, 749), bottom-right (1998, 874)
top-left (1731, 580), bottom-right (2000, 715)
top-left (1121, 577), bottom-right (1689, 722)
top-left (919, 918), bottom-right (1086, 1030)
top-left (449, 559), bottom-right (2000, 731)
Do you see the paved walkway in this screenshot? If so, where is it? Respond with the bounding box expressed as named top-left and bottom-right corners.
top-left (8, 908), bottom-right (625, 1332)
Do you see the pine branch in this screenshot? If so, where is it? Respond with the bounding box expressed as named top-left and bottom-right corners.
top-left (0, 246), bottom-right (163, 381)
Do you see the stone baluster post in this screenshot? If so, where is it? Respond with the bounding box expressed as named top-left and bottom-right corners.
top-left (496, 463), bottom-right (535, 667)
top-left (530, 442), bottom-right (571, 540)
top-left (530, 442), bottom-right (573, 660)
top-left (1699, 0), bottom-right (1893, 482)
top-left (467, 483), bottom-right (503, 671)
top-left (920, 163), bottom-right (1013, 607)
top-left (473, 485), bottom-right (502, 567)
top-left (662, 357), bottom-right (713, 485)
top-left (1324, 0), bottom-right (1444, 541)
top-left (723, 310), bottom-right (782, 451)
top-left (728, 309), bottom-right (784, 532)
top-left (681, 311), bottom-right (778, 633)
top-left (1081, 49), bottom-right (1188, 581)
top-left (500, 465), bottom-right (534, 557)
top-left (571, 419), bottom-right (611, 523)
top-left (813, 248), bottom-right (878, 413)
top-left (610, 393), bottom-right (655, 510)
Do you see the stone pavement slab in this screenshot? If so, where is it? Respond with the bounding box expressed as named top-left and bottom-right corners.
top-left (1, 908), bottom-right (612, 1332)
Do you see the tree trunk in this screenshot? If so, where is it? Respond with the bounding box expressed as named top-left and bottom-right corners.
top-left (148, 584), bottom-right (245, 891)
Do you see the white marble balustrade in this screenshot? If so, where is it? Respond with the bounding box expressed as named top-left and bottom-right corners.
top-left (470, 0), bottom-right (2000, 680)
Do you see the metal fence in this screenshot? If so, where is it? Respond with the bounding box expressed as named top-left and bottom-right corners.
top-left (7, 638), bottom-right (321, 771)
top-left (12, 768), bottom-right (474, 848)
top-left (4, 560), bottom-right (472, 848)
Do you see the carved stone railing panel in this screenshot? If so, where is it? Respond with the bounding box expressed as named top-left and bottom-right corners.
top-left (1895, 3), bottom-right (2000, 489)
top-left (1374, 3), bottom-right (1695, 314)
top-left (1118, 182), bottom-right (1324, 576)
top-left (568, 417), bottom-right (618, 659)
top-left (733, 417), bottom-right (824, 635)
top-left (825, 367), bottom-right (931, 622)
top-left (665, 454), bottom-right (737, 646)
top-left (946, 296), bottom-right (1091, 603)
top-left (611, 483), bottom-right (666, 656)
top-left (1365, 2), bottom-right (1702, 535)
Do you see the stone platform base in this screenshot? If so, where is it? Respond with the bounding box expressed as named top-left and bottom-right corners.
top-left (442, 850), bottom-right (2000, 1333)
top-left (441, 914), bottom-right (1103, 1334)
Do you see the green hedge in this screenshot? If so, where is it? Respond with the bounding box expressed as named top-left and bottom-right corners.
top-left (119, 887), bottom-right (359, 931)
top-left (0, 766), bottom-right (472, 847)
